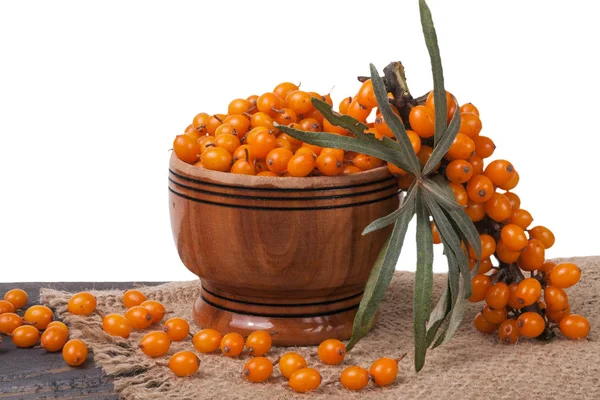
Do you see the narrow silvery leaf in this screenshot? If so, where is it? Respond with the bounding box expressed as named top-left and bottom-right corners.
top-left (425, 279), bottom-right (451, 347)
top-left (363, 185), bottom-right (414, 235)
top-left (370, 64), bottom-right (421, 176)
top-left (420, 179), bottom-right (462, 212)
top-left (422, 106), bottom-right (461, 175)
top-left (346, 194), bottom-right (416, 351)
top-left (439, 277), bottom-right (468, 346)
top-left (414, 191), bottom-right (434, 372)
top-left (419, 0), bottom-right (447, 146)
top-left (311, 98), bottom-right (368, 135)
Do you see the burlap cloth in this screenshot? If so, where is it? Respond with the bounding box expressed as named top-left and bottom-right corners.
top-left (40, 256), bottom-right (600, 399)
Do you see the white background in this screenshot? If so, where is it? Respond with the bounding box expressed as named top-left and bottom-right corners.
top-left (1, 1), bottom-right (598, 282)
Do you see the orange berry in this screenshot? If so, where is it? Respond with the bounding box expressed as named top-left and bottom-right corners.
top-left (201, 147), bottom-right (233, 172)
top-left (41, 326), bottom-right (69, 352)
top-left (340, 366), bottom-right (370, 391)
top-left (243, 357), bottom-right (274, 383)
top-left (4, 288), bottom-right (28, 309)
top-left (544, 286), bottom-right (569, 312)
top-left (528, 226), bottom-right (555, 249)
top-left (46, 321), bottom-right (69, 334)
top-left (466, 175), bottom-right (494, 203)
top-left (273, 82), bottom-right (300, 102)
top-left (482, 305), bottom-right (507, 325)
top-left (517, 312), bottom-right (546, 338)
top-left (446, 159), bottom-right (473, 184)
top-left (0, 300), bottom-right (15, 315)
top-left (559, 314), bottom-right (590, 339)
top-left (483, 159), bottom-right (516, 187)
top-left (168, 351), bottom-right (200, 377)
top-left (485, 282), bottom-right (510, 310)
top-left (500, 224), bottom-right (528, 252)
top-left (245, 330), bottom-right (273, 356)
top-left (62, 339), bottom-right (88, 366)
top-left (125, 306), bottom-right (153, 330)
top-left (548, 263), bottom-right (581, 289)
top-left (140, 300), bottom-right (166, 324)
top-left (24, 305), bottom-right (54, 330)
top-left (173, 134), bottom-right (201, 164)
top-left (474, 312), bottom-right (498, 334)
top-left (11, 325), bottom-right (40, 348)
top-left (316, 153), bottom-right (343, 176)
top-left (0, 313), bottom-right (24, 334)
top-left (67, 292), bottom-right (97, 316)
top-left (369, 357), bottom-right (399, 386)
top-left (425, 90), bottom-right (457, 123)
top-left (102, 313), bottom-right (132, 338)
top-left (504, 192), bottom-right (521, 210)
top-left (163, 318), bottom-right (190, 341)
top-left (469, 274), bottom-right (491, 303)
top-left (122, 289), bottom-right (147, 308)
top-left (509, 208), bottom-right (533, 230)
top-left (288, 368), bottom-right (321, 393)
top-left (460, 103), bottom-right (479, 116)
top-left (278, 352), bottom-right (307, 379)
top-left (221, 332), bottom-right (245, 357)
top-left (514, 278), bottom-right (542, 307)
top-left (495, 239), bottom-right (522, 264)
top-left (139, 331), bottom-right (171, 357)
top-left (193, 328), bottom-right (223, 354)
top-left (547, 305), bottom-right (571, 323)
top-left (446, 133), bottom-right (475, 160)
top-left (458, 112), bottom-right (482, 137)
top-left (484, 192), bottom-right (512, 222)
top-left (409, 105), bottom-right (435, 138)
top-left (473, 135), bottom-right (495, 158)
top-left (464, 201), bottom-right (485, 222)
top-left (287, 153), bottom-right (316, 177)
top-left (498, 319), bottom-right (520, 344)
top-left (317, 338), bottom-right (346, 365)
top-left (517, 239), bottom-right (545, 271)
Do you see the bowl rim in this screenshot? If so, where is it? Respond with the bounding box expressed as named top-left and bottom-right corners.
top-left (169, 152), bottom-right (394, 189)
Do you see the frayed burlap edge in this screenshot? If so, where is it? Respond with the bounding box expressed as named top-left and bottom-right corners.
top-left (40, 256), bottom-right (600, 400)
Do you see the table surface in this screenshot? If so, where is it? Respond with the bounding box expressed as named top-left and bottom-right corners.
top-left (0, 282), bottom-right (161, 400)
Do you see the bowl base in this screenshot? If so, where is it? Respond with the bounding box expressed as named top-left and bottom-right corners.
top-left (192, 287), bottom-right (359, 346)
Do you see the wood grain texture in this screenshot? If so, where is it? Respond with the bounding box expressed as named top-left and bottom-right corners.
top-left (0, 282), bottom-right (161, 400)
top-left (169, 153), bottom-right (400, 344)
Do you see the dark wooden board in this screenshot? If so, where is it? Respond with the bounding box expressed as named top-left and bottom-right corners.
top-left (0, 282), bottom-right (163, 400)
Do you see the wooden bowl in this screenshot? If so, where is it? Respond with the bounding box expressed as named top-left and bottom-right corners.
top-left (168, 153), bottom-right (400, 345)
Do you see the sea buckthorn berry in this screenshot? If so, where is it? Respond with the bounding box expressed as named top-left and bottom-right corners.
top-left (508, 283), bottom-right (522, 309)
top-left (539, 261), bottom-right (556, 275)
top-left (266, 147), bottom-right (294, 174)
top-left (504, 192), bottom-right (521, 210)
top-left (169, 351), bottom-right (200, 377)
top-left (245, 330), bottom-right (272, 356)
top-left (215, 133), bottom-right (241, 154)
top-left (547, 305), bottom-right (570, 323)
top-left (102, 313), bottom-right (132, 338)
top-left (470, 257), bottom-right (492, 274)
top-left (192, 328), bottom-right (223, 353)
top-left (469, 234), bottom-right (496, 260)
top-left (528, 226), bottom-right (555, 249)
top-left (256, 92), bottom-right (283, 116)
top-left (228, 98), bottom-right (253, 116)
top-left (498, 319), bottom-right (520, 344)
top-left (231, 159), bottom-right (256, 175)
top-left (41, 326), bottom-right (69, 352)
top-left (485, 282), bottom-right (510, 310)
top-left (549, 263), bottom-right (581, 288)
top-left (517, 239), bottom-right (545, 271)
top-left (273, 107), bottom-right (297, 125)
top-left (221, 332), bottom-right (245, 357)
top-left (285, 91), bottom-right (314, 115)
top-left (446, 133), bottom-right (475, 160)
top-left (464, 201), bottom-right (485, 222)
top-left (201, 147), bottom-right (233, 172)
top-left (63, 339), bottom-right (88, 366)
top-left (417, 145), bottom-right (439, 171)
top-left (4, 288), bottom-right (28, 309)
top-left (446, 160), bottom-right (473, 184)
top-left (317, 338), bottom-right (346, 365)
top-left (544, 286), bottom-right (569, 311)
top-left (11, 325), bottom-right (40, 348)
top-left (374, 114), bottom-right (395, 138)
top-left (67, 292), bottom-right (97, 316)
top-left (342, 165), bottom-right (362, 175)
top-left (316, 153), bottom-right (343, 176)
top-left (298, 117), bottom-right (321, 132)
top-left (406, 130), bottom-right (422, 154)
top-left (466, 175), bottom-right (494, 203)
top-left (279, 352), bottom-right (308, 379)
top-left (243, 357), bottom-right (274, 383)
top-left (214, 123), bottom-right (237, 138)
top-left (198, 135), bottom-right (217, 154)
top-left (275, 136), bottom-right (293, 151)
top-left (369, 357), bottom-right (400, 386)
top-left (247, 94), bottom-right (259, 110)
top-left (409, 105), bottom-right (435, 138)
top-left (289, 368), bottom-right (321, 393)
top-left (337, 96), bottom-right (352, 114)
top-left (173, 134), bottom-right (201, 164)
top-left (0, 313), bottom-right (24, 334)
top-left (484, 192), bottom-right (512, 222)
top-left (192, 112), bottom-right (210, 134)
top-left (123, 290), bottom-right (147, 308)
top-left (346, 99), bottom-right (371, 122)
top-left (458, 112), bottom-right (482, 137)
top-left (515, 278), bottom-right (542, 307)
top-left (482, 305), bottom-right (507, 325)
top-left (163, 318), bottom-right (190, 341)
top-left (125, 306), bottom-right (153, 330)
top-left (469, 274), bottom-right (492, 303)
top-left (206, 114), bottom-right (225, 136)
top-left (0, 300), bottom-right (15, 315)
top-left (233, 145), bottom-right (256, 163)
top-left (498, 171), bottom-right (519, 191)
top-left (448, 182), bottom-right (468, 206)
top-left (474, 312), bottom-right (498, 334)
top-left (495, 239), bottom-right (521, 264)
top-left (473, 136), bottom-right (495, 158)
top-left (273, 82), bottom-right (300, 101)
top-left (517, 312), bottom-right (546, 338)
top-left (224, 115), bottom-right (251, 139)
top-left (353, 154), bottom-right (384, 171)
top-left (468, 154), bottom-right (484, 175)
top-left (559, 315), bottom-right (590, 340)
top-left (320, 147), bottom-right (344, 161)
top-left (139, 331), bottom-right (171, 357)
top-left (425, 90), bottom-right (457, 122)
top-left (509, 208), bottom-right (534, 230)
top-left (46, 321), bottom-right (69, 334)
top-left (24, 305), bottom-right (53, 330)
top-left (357, 79), bottom-right (378, 108)
top-left (140, 300), bottom-right (166, 324)
top-left (483, 160), bottom-right (516, 187)
top-left (301, 142), bottom-right (322, 156)
top-left (340, 366), bottom-right (370, 391)
top-left (287, 153), bottom-right (316, 177)
top-left (247, 130), bottom-right (276, 159)
top-left (500, 224), bottom-right (528, 252)
top-left (460, 103), bottom-right (479, 116)
top-left (250, 112), bottom-right (276, 131)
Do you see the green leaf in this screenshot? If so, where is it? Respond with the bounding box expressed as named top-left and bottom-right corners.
top-left (362, 184), bottom-right (415, 235)
top-left (425, 281), bottom-right (451, 347)
top-left (422, 106), bottom-right (460, 175)
top-left (419, 0), bottom-right (447, 146)
top-left (346, 193), bottom-right (416, 351)
top-left (414, 190), bottom-right (434, 372)
top-left (438, 271), bottom-right (468, 346)
top-left (310, 98), bottom-right (368, 136)
top-left (420, 179), bottom-right (462, 212)
top-left (370, 64), bottom-right (421, 176)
